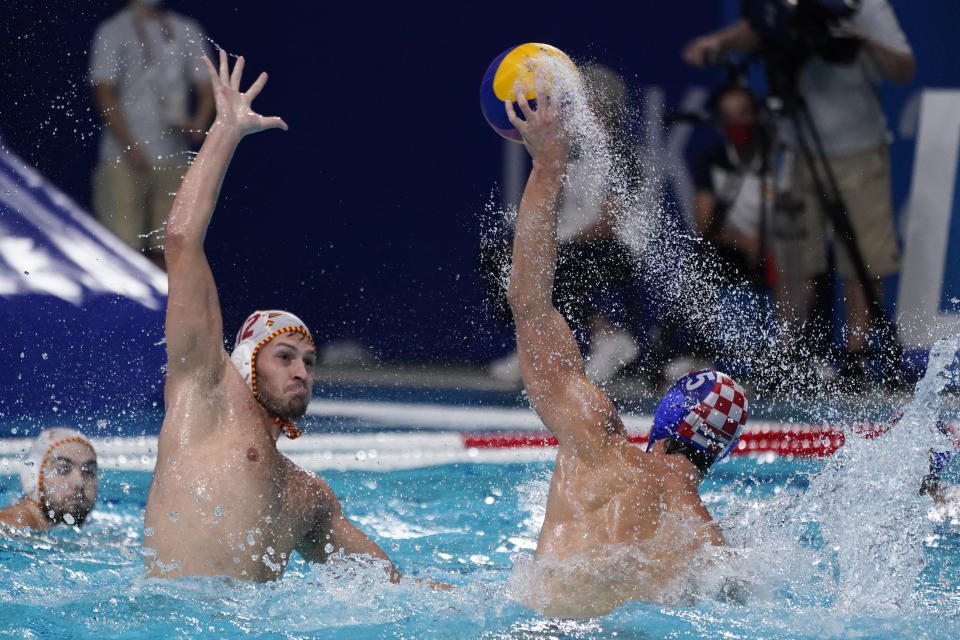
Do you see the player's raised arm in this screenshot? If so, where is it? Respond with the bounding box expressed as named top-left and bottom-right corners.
top-left (504, 76), bottom-right (626, 457)
top-left (164, 50), bottom-right (287, 385)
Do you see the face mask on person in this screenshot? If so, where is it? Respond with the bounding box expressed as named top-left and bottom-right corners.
top-left (724, 122), bottom-right (755, 149)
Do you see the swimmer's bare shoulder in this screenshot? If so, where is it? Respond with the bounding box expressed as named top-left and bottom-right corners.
top-left (0, 501), bottom-right (44, 530)
top-left (159, 357), bottom-right (261, 449)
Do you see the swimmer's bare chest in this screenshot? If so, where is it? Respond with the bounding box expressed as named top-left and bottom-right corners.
top-left (145, 399), bottom-right (325, 580)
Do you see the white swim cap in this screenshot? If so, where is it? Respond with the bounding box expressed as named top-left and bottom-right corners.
top-left (20, 428), bottom-right (96, 500)
top-left (229, 310), bottom-right (315, 439)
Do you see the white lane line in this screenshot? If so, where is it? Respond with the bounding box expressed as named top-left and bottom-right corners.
top-left (0, 432), bottom-right (551, 473)
top-left (308, 398), bottom-right (665, 431)
top-left (306, 399), bottom-right (822, 434)
top-left (306, 399), bottom-right (548, 430)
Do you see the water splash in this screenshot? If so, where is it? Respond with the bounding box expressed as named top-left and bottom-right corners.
top-left (721, 335), bottom-right (960, 615)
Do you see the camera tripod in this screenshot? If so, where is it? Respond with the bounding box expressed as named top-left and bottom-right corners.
top-left (772, 85), bottom-right (904, 382)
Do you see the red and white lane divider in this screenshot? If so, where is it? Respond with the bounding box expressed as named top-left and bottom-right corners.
top-left (0, 400), bottom-right (906, 473)
top-left (309, 399), bottom-right (852, 457)
top-left (462, 423), bottom-right (846, 457)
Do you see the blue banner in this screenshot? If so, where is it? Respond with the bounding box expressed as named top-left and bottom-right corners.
top-left (0, 138), bottom-right (166, 432)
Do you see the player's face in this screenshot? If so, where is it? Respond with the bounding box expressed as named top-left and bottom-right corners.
top-left (256, 333), bottom-right (316, 421)
top-left (40, 441), bottom-right (98, 526)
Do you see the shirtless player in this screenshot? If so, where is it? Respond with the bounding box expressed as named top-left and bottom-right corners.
top-left (143, 51), bottom-right (397, 582)
top-left (504, 76), bottom-right (748, 617)
top-left (0, 428), bottom-right (98, 531)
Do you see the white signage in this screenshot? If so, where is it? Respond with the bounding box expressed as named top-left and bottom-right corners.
top-left (897, 90), bottom-right (960, 348)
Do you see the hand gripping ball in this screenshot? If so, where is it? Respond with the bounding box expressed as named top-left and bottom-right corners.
top-left (480, 43), bottom-right (578, 143)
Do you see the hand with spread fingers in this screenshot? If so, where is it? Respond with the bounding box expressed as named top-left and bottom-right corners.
top-left (504, 71), bottom-right (569, 169)
top-left (202, 49), bottom-right (288, 139)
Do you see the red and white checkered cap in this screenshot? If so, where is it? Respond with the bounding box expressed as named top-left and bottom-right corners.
top-left (649, 369), bottom-right (749, 461)
top-left (675, 371), bottom-right (748, 457)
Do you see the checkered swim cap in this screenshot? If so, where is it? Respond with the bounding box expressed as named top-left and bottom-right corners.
top-left (647, 370), bottom-right (748, 461)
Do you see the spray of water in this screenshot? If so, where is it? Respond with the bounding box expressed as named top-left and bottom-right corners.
top-left (480, 51), bottom-right (821, 394)
top-left (717, 335), bottom-right (960, 615)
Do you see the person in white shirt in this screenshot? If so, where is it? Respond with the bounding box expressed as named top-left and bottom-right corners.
top-left (682, 0), bottom-right (914, 381)
top-left (89, 0), bottom-right (214, 268)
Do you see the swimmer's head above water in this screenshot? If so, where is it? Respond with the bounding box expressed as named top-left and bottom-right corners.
top-left (647, 370), bottom-right (749, 475)
top-left (18, 428), bottom-right (98, 526)
top-left (230, 310), bottom-right (317, 439)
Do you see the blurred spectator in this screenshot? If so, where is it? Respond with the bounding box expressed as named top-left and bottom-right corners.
top-left (481, 64), bottom-right (646, 385)
top-left (89, 0), bottom-right (213, 268)
top-left (661, 83), bottom-right (777, 381)
top-left (682, 0), bottom-right (914, 381)
top-left (691, 83), bottom-right (772, 294)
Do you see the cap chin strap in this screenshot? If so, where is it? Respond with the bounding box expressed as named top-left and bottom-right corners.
top-left (274, 416), bottom-right (302, 440)
top-left (247, 326), bottom-right (313, 440)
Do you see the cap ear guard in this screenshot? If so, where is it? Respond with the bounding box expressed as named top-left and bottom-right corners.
top-left (650, 388), bottom-right (687, 443)
top-left (229, 342), bottom-right (254, 387)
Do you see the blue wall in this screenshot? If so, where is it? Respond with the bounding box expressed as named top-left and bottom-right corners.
top-left (1, 1), bottom-right (956, 365)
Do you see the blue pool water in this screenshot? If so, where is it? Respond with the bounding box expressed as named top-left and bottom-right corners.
top-left (3, 337), bottom-right (960, 639)
top-left (2, 453), bottom-right (959, 640)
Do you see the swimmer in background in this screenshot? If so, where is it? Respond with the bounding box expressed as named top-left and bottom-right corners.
top-left (503, 76), bottom-right (747, 618)
top-left (919, 450), bottom-right (952, 504)
top-left (0, 428), bottom-right (98, 531)
top-left (914, 417), bottom-right (957, 505)
top-left (144, 51), bottom-right (405, 583)
top-left (878, 410), bottom-right (958, 504)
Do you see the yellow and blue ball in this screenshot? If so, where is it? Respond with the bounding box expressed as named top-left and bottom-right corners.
top-left (480, 43), bottom-right (578, 143)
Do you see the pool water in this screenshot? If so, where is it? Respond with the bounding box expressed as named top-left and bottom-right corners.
top-left (4, 336), bottom-right (960, 640)
top-left (2, 452), bottom-right (959, 640)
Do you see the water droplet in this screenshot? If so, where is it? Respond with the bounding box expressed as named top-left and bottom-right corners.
top-left (144, 527), bottom-right (154, 537)
top-left (169, 511), bottom-right (179, 522)
top-left (214, 505), bottom-right (222, 517)
top-left (324, 543), bottom-right (334, 554)
top-left (63, 513), bottom-right (75, 525)
top-left (246, 532), bottom-right (255, 545)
